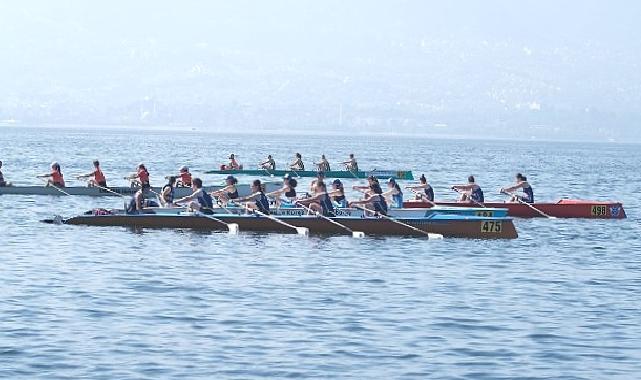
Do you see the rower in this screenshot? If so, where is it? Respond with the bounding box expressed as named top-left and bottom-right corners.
top-left (290, 153), bottom-right (304, 171)
top-left (174, 166), bottom-right (192, 187)
top-left (77, 160), bottom-right (107, 187)
top-left (315, 155), bottom-right (331, 172)
top-left (350, 182), bottom-right (388, 215)
top-left (298, 180), bottom-right (335, 217)
top-left (266, 173), bottom-right (297, 208)
top-left (353, 175), bottom-right (378, 192)
top-left (405, 174), bottom-right (434, 202)
top-left (160, 176), bottom-right (177, 207)
top-left (37, 162), bottom-right (65, 187)
top-left (126, 185), bottom-right (158, 214)
top-left (236, 179), bottom-right (270, 214)
top-left (0, 160), bottom-right (11, 187)
top-left (210, 175), bottom-right (239, 204)
top-left (452, 175), bottom-right (484, 203)
top-left (259, 155), bottom-right (276, 170)
top-left (331, 179), bottom-right (347, 208)
top-left (341, 153), bottom-right (359, 172)
top-left (501, 173), bottom-right (534, 203)
top-left (383, 178), bottom-right (404, 208)
top-left (126, 163), bottom-right (150, 188)
top-left (221, 154), bottom-right (241, 171)
top-left (308, 171), bottom-right (325, 196)
top-left (174, 178), bottom-right (213, 212)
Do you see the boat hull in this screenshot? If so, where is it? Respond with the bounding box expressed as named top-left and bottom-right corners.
top-left (0, 182), bottom-right (282, 197)
top-left (204, 168), bottom-right (414, 180)
top-left (59, 213), bottom-right (517, 239)
top-left (402, 199), bottom-right (627, 219)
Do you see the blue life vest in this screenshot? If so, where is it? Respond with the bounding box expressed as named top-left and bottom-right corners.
top-left (256, 192), bottom-right (270, 214)
top-left (471, 186), bottom-right (484, 203)
top-left (424, 185), bottom-right (434, 202)
top-left (319, 193), bottom-right (335, 216)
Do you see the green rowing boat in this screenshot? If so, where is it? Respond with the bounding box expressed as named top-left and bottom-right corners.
top-left (204, 168), bottom-right (414, 180)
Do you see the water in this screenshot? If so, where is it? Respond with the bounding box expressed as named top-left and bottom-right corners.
top-left (1, 126), bottom-right (640, 379)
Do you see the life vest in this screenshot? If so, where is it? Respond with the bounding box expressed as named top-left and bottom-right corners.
top-left (138, 168), bottom-right (150, 184)
top-left (471, 186), bottom-right (484, 203)
top-left (51, 171), bottom-right (65, 187)
top-left (180, 172), bottom-right (192, 186)
top-left (94, 169), bottom-right (106, 184)
top-left (424, 185), bottom-right (434, 202)
top-left (256, 192), bottom-right (270, 214)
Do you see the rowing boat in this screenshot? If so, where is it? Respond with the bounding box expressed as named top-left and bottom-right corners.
top-left (0, 182), bottom-right (283, 197)
top-left (204, 168), bottom-right (414, 180)
top-left (402, 199), bottom-right (627, 219)
top-left (45, 212), bottom-right (518, 239)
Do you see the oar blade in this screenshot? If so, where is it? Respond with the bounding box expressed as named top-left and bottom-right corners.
top-left (227, 223), bottom-right (239, 234)
top-left (352, 231), bottom-right (365, 238)
top-left (428, 233), bottom-right (444, 240)
top-left (295, 227), bottom-right (309, 236)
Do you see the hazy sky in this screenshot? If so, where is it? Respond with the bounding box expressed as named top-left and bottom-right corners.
top-left (1, 1), bottom-right (639, 139)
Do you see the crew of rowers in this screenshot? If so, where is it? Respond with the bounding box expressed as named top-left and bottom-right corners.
top-left (0, 160), bottom-right (534, 215)
top-left (254, 153), bottom-right (358, 172)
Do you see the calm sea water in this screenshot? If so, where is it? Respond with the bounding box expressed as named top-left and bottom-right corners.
top-left (1, 126), bottom-right (640, 379)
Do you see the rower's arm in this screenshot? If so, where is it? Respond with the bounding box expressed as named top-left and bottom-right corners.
top-left (502, 183), bottom-right (524, 193)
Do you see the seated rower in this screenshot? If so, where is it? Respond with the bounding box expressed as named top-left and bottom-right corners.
top-left (298, 180), bottom-right (335, 217)
top-left (382, 178), bottom-right (404, 208)
top-left (125, 163), bottom-right (150, 188)
top-left (405, 174), bottom-right (434, 202)
top-left (266, 174), bottom-right (297, 208)
top-left (352, 175), bottom-right (378, 193)
top-left (290, 153), bottom-right (304, 171)
top-left (174, 166), bottom-right (192, 187)
top-left (315, 155), bottom-right (331, 172)
top-left (331, 179), bottom-right (347, 208)
top-left (0, 160), bottom-right (12, 187)
top-left (37, 162), bottom-right (65, 187)
top-left (501, 173), bottom-right (534, 203)
top-left (174, 178), bottom-right (213, 212)
top-left (236, 179), bottom-right (270, 215)
top-left (341, 153), bottom-right (359, 172)
top-left (308, 171), bottom-right (325, 197)
top-left (452, 175), bottom-right (484, 203)
top-left (126, 185), bottom-right (158, 214)
top-left (210, 175), bottom-right (239, 204)
top-left (221, 154), bottom-right (241, 170)
top-left (77, 160), bottom-right (107, 187)
top-left (349, 182), bottom-right (388, 216)
top-left (259, 155), bottom-right (276, 170)
top-left (160, 176), bottom-right (177, 207)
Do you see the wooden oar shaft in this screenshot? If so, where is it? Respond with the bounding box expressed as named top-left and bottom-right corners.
top-left (296, 202), bottom-right (354, 234)
top-left (500, 191), bottom-right (555, 219)
top-left (37, 177), bottom-right (71, 196)
top-left (232, 201), bottom-right (303, 233)
top-left (78, 178), bottom-right (127, 198)
top-left (409, 188), bottom-right (436, 206)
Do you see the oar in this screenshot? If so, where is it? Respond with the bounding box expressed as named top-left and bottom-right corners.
top-left (352, 205), bottom-right (441, 239)
top-left (231, 201), bottom-right (308, 236)
top-left (77, 177), bottom-right (127, 198)
top-left (195, 210), bottom-right (239, 234)
top-left (296, 201), bottom-right (365, 238)
top-left (37, 176), bottom-right (71, 196)
top-left (500, 190), bottom-right (556, 219)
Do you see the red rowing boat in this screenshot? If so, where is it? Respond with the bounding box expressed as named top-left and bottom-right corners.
top-left (402, 199), bottom-right (627, 219)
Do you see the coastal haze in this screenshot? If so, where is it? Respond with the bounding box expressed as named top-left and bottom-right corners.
top-left (1, 0), bottom-right (640, 141)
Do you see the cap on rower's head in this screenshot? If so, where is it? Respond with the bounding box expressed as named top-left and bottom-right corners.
top-left (226, 175), bottom-right (237, 184)
top-left (332, 179), bottom-right (342, 186)
top-left (179, 165), bottom-right (189, 172)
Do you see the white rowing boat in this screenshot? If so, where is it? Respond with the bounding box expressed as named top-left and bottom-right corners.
top-left (0, 182), bottom-right (283, 197)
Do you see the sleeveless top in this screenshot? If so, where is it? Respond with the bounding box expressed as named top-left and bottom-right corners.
top-left (197, 190), bottom-right (213, 209)
top-left (284, 186), bottom-right (296, 198)
top-left (255, 192), bottom-right (270, 214)
top-left (138, 169), bottom-right (150, 185)
top-left (522, 185), bottom-right (534, 203)
top-left (227, 186), bottom-right (239, 200)
top-left (424, 185), bottom-right (434, 202)
top-left (318, 161), bottom-right (330, 172)
top-left (162, 184), bottom-right (175, 203)
top-left (293, 159), bottom-right (304, 170)
top-left (391, 184), bottom-right (403, 208)
top-left (51, 171), bottom-right (65, 187)
top-left (471, 186), bottom-right (484, 203)
top-left (180, 172), bottom-right (192, 186)
top-left (371, 194), bottom-right (388, 215)
top-left (318, 193), bottom-right (335, 216)
top-left (94, 169), bottom-right (106, 184)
